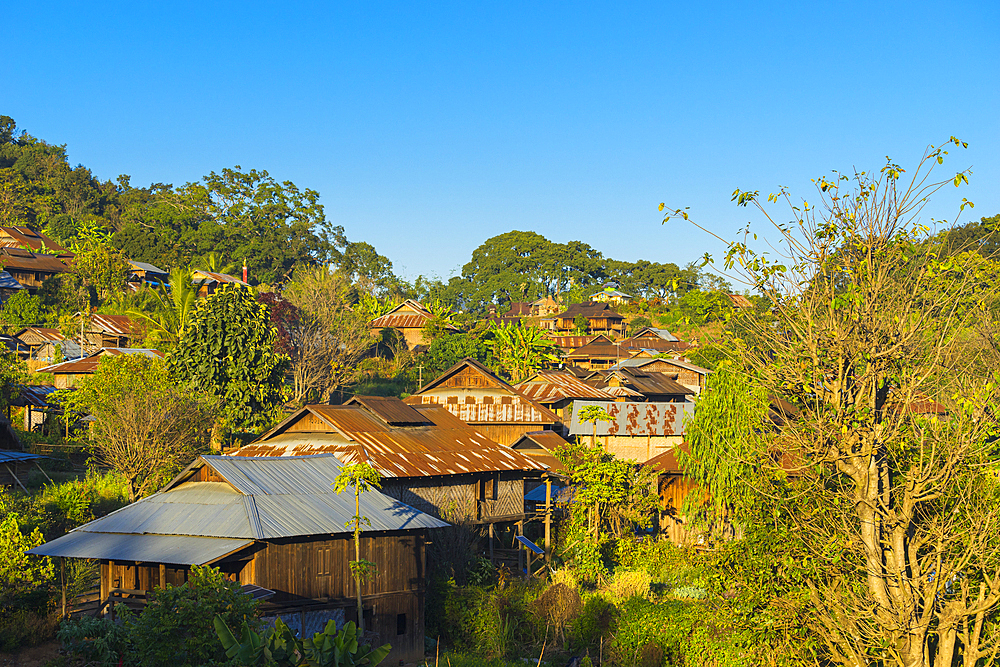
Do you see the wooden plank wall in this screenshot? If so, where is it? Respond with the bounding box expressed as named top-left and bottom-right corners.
top-left (380, 477), bottom-right (478, 520)
top-left (657, 473), bottom-right (700, 545)
top-left (471, 423), bottom-right (543, 447)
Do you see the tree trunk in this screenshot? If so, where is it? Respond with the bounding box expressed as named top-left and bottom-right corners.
top-left (354, 487), bottom-right (364, 638)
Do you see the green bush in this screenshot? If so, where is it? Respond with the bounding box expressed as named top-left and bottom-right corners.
top-left (568, 594), bottom-right (614, 655)
top-left (58, 615), bottom-right (134, 667)
top-left (119, 565), bottom-right (260, 667)
top-left (610, 597), bottom-right (691, 667)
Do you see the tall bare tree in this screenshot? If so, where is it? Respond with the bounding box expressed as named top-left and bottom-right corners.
top-left (669, 139), bottom-right (1000, 666)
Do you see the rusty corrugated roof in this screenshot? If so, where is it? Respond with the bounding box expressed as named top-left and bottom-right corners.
top-left (0, 247), bottom-right (71, 273)
top-left (37, 348), bottom-right (164, 374)
top-left (13, 328), bottom-right (65, 344)
top-left (0, 227), bottom-right (71, 256)
top-left (232, 400), bottom-right (547, 477)
top-left (516, 370), bottom-right (616, 403)
top-left (568, 399), bottom-right (694, 437)
top-left (346, 395), bottom-right (431, 425)
top-left (192, 270), bottom-right (248, 285)
top-left (602, 367), bottom-right (695, 398)
top-left (87, 313), bottom-right (137, 336)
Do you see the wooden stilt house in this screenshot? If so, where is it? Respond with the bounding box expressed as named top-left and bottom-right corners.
top-left (29, 454), bottom-right (447, 664)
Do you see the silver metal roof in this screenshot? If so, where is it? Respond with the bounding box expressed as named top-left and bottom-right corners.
top-left (0, 271), bottom-right (23, 290)
top-left (28, 532), bottom-right (252, 565)
top-left (34, 454), bottom-right (447, 560)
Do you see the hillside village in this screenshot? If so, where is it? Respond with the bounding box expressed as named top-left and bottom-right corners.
top-left (2, 117), bottom-right (1000, 667)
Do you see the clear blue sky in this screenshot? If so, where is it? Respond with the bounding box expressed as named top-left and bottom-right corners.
top-left (6, 1), bottom-right (998, 281)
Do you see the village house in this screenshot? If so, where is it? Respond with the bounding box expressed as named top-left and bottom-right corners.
top-left (81, 313), bottom-right (140, 351)
top-left (0, 247), bottom-right (71, 292)
top-left (37, 348), bottom-right (164, 388)
top-left (563, 335), bottom-right (631, 370)
top-left (530, 295), bottom-right (561, 317)
top-left (230, 396), bottom-right (548, 525)
top-left (0, 271), bottom-right (24, 304)
top-left (403, 358), bottom-right (559, 445)
top-left (567, 399), bottom-right (693, 464)
top-left (0, 226), bottom-right (73, 259)
top-left (589, 282), bottom-right (633, 305)
top-left (547, 334), bottom-right (598, 355)
top-left (610, 357), bottom-right (711, 394)
top-left (28, 454), bottom-right (446, 664)
top-left (192, 269), bottom-right (249, 297)
top-left (597, 366), bottom-right (695, 403)
top-left (368, 299), bottom-right (457, 350)
top-left (553, 301), bottom-right (626, 337)
top-left (515, 369), bottom-right (616, 431)
top-left (618, 327), bottom-right (691, 354)
top-left (509, 430), bottom-right (571, 477)
top-left (13, 327), bottom-right (66, 361)
top-left (127, 260), bottom-right (169, 289)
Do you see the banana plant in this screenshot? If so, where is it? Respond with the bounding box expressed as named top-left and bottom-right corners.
top-left (215, 616), bottom-right (390, 667)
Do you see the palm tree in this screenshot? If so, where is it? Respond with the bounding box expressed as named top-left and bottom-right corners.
top-left (129, 267), bottom-right (200, 348)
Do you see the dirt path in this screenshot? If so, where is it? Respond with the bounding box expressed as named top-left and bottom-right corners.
top-left (0, 640), bottom-right (62, 667)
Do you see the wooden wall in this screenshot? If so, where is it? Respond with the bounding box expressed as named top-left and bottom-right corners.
top-left (471, 423), bottom-right (549, 447)
top-left (380, 474), bottom-right (526, 521)
top-left (657, 473), bottom-right (700, 545)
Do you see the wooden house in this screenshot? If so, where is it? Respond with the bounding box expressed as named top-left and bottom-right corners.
top-left (0, 247), bottom-right (71, 292)
top-left (567, 399), bottom-right (693, 464)
top-left (192, 270), bottom-right (249, 297)
top-left (231, 397), bottom-right (548, 524)
top-left (589, 283), bottom-right (633, 305)
top-left (0, 226), bottom-right (73, 259)
top-left (127, 261), bottom-right (169, 288)
top-left (552, 302), bottom-right (626, 337)
top-left (14, 327), bottom-right (66, 361)
top-left (644, 446), bottom-right (699, 545)
top-left (368, 299), bottom-right (457, 350)
top-left (510, 430), bottom-right (571, 476)
top-left (564, 336), bottom-right (628, 370)
top-left (29, 454), bottom-right (447, 664)
top-left (403, 358), bottom-right (559, 445)
top-left (515, 369), bottom-right (615, 431)
top-left (610, 357), bottom-right (711, 394)
top-left (619, 327), bottom-right (691, 354)
top-left (530, 296), bottom-right (561, 317)
top-left (547, 334), bottom-right (599, 355)
top-left (37, 348), bottom-right (165, 388)
top-left (80, 313), bottom-right (139, 350)
top-left (598, 367), bottom-right (695, 403)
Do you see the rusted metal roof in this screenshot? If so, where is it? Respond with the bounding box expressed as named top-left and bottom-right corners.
top-left (192, 270), bottom-right (248, 285)
top-left (546, 335), bottom-right (599, 351)
top-left (0, 227), bottom-right (71, 256)
top-left (369, 299), bottom-right (456, 331)
top-left (87, 313), bottom-right (137, 336)
top-left (602, 385), bottom-right (645, 398)
top-left (601, 367), bottom-right (695, 398)
top-left (12, 384), bottom-right (58, 408)
top-left (0, 247), bottom-right (71, 273)
top-left (37, 348), bottom-right (164, 374)
top-left (644, 445), bottom-right (687, 474)
top-left (14, 327), bottom-right (64, 344)
top-left (610, 357), bottom-right (711, 376)
top-left (510, 430), bottom-right (571, 452)
top-left (515, 370), bottom-right (615, 403)
top-left (565, 338), bottom-right (626, 360)
top-left (233, 401), bottom-right (547, 478)
top-left (346, 395), bottom-right (431, 425)
top-left (568, 400), bottom-right (694, 437)
top-left (554, 302), bottom-right (625, 320)
top-left (405, 358), bottom-right (559, 424)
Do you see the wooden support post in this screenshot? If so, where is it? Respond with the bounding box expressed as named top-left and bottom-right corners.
top-left (159, 563), bottom-right (166, 590)
top-left (34, 460), bottom-right (53, 484)
top-left (517, 521), bottom-right (524, 577)
top-left (488, 522), bottom-right (494, 563)
top-left (4, 463), bottom-right (28, 493)
top-left (99, 562), bottom-right (108, 616)
top-left (544, 479), bottom-right (552, 564)
top-left (60, 557), bottom-right (66, 618)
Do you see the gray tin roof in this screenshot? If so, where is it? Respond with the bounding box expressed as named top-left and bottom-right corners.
top-left (568, 399), bottom-right (695, 437)
top-left (28, 453), bottom-right (448, 564)
top-left (29, 531), bottom-right (252, 566)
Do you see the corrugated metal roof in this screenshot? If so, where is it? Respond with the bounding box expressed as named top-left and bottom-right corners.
top-left (14, 328), bottom-right (64, 344)
top-left (347, 395), bottom-right (430, 425)
top-left (28, 454), bottom-right (448, 564)
top-left (0, 271), bottom-right (23, 290)
top-left (37, 348), bottom-right (164, 374)
top-left (602, 385), bottom-right (645, 398)
top-left (87, 313), bottom-right (137, 336)
top-left (235, 402), bottom-right (547, 478)
top-left (602, 367), bottom-right (695, 397)
top-left (13, 384), bottom-right (58, 408)
top-left (516, 370), bottom-right (616, 403)
top-left (554, 302), bottom-right (625, 320)
top-left (192, 270), bottom-right (248, 285)
top-left (644, 445), bottom-right (687, 474)
top-left (28, 532), bottom-right (253, 565)
top-left (128, 260), bottom-right (168, 275)
top-left (369, 299), bottom-right (453, 331)
top-left (0, 248), bottom-right (71, 273)
top-left (546, 335), bottom-right (600, 351)
top-left (0, 450), bottom-right (46, 463)
top-left (609, 357), bottom-right (711, 375)
top-left (510, 430), bottom-right (571, 452)
top-left (0, 227), bottom-right (71, 256)
top-left (568, 400), bottom-right (694, 437)
top-left (628, 327), bottom-right (680, 342)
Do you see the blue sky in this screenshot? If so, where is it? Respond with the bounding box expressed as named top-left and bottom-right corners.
top-left (6, 1), bottom-right (998, 281)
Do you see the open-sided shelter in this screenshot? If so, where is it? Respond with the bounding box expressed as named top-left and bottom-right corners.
top-left (231, 397), bottom-right (548, 524)
top-left (28, 454), bottom-right (446, 664)
top-left (403, 358), bottom-right (559, 445)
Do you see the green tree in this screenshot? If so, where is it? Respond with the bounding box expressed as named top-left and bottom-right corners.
top-left (73, 242), bottom-right (131, 301)
top-left (572, 314), bottom-right (589, 334)
top-left (333, 463), bottom-right (382, 638)
top-left (666, 139), bottom-right (1000, 666)
top-left (59, 354), bottom-right (216, 501)
top-left (0, 291), bottom-right (40, 331)
top-left (169, 283), bottom-right (289, 435)
top-left (129, 267), bottom-right (199, 350)
top-left (484, 321), bottom-right (560, 382)
top-left (0, 347), bottom-right (25, 416)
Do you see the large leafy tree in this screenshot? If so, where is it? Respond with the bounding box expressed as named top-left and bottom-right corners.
top-left (668, 139), bottom-right (1000, 666)
top-left (168, 283), bottom-right (289, 434)
top-left (484, 321), bottom-right (561, 382)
